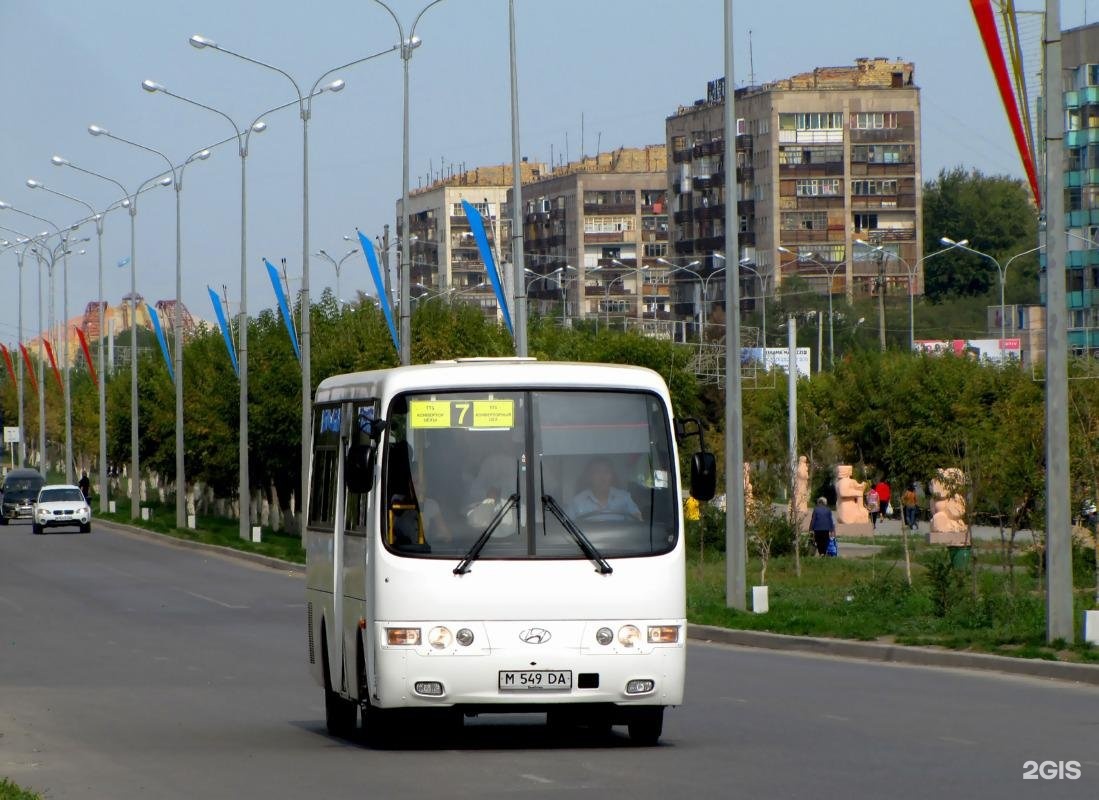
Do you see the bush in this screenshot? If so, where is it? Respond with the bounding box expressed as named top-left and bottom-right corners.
top-left (925, 548), bottom-right (967, 617)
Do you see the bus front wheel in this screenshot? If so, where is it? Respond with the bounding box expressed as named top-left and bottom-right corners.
top-left (627, 707), bottom-right (664, 746)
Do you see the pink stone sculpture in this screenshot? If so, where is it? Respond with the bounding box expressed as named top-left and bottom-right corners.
top-left (930, 468), bottom-right (969, 544)
top-left (834, 464), bottom-right (869, 524)
top-left (795, 456), bottom-right (810, 514)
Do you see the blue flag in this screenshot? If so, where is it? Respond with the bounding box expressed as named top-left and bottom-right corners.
top-left (356, 231), bottom-right (399, 353)
top-left (461, 200), bottom-right (513, 335)
top-left (144, 302), bottom-right (174, 381)
top-left (117, 255), bottom-right (130, 268)
top-left (263, 258), bottom-right (301, 363)
top-left (207, 286), bottom-right (239, 377)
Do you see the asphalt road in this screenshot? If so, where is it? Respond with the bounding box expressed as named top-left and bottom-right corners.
top-left (2, 519), bottom-right (1097, 800)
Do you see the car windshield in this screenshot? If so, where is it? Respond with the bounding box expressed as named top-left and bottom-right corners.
top-left (39, 488), bottom-right (85, 503)
top-left (5, 478), bottom-right (44, 498)
top-left (383, 389), bottom-right (676, 561)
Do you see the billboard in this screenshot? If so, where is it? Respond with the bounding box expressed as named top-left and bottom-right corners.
top-left (914, 338), bottom-right (1022, 364)
top-left (742, 347), bottom-right (813, 378)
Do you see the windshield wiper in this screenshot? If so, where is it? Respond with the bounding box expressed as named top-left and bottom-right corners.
top-left (540, 494), bottom-right (613, 575)
top-left (454, 493), bottom-right (520, 575)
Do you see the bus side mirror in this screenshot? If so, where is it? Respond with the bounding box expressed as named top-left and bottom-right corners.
top-left (690, 452), bottom-right (717, 502)
top-left (345, 443), bottom-right (377, 494)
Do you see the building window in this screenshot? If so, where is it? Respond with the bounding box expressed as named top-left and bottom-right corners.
top-left (851, 144), bottom-right (913, 164)
top-left (780, 145), bottom-right (844, 164)
top-left (782, 211), bottom-right (828, 230)
top-left (779, 112), bottom-right (843, 131)
top-left (672, 135), bottom-right (687, 151)
top-left (853, 213), bottom-right (879, 231)
top-left (851, 179), bottom-right (898, 196)
top-left (452, 201), bottom-right (493, 217)
top-left (851, 112), bottom-right (900, 130)
top-left (584, 216), bottom-right (636, 233)
top-left (795, 178), bottom-right (841, 197)
top-left (644, 243), bottom-right (669, 257)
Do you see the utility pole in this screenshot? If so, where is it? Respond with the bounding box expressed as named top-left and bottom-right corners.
top-left (722, 0), bottom-right (747, 610)
top-left (1044, 0), bottom-right (1074, 643)
top-left (873, 231), bottom-right (886, 350)
top-left (788, 315), bottom-right (799, 578)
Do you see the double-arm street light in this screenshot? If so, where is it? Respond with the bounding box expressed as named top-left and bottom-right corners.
top-left (141, 79), bottom-right (269, 541)
top-left (371, 0), bottom-right (449, 365)
top-left (185, 33), bottom-right (395, 533)
top-left (656, 257), bottom-right (702, 338)
top-left (314, 248), bottom-right (358, 311)
top-left (779, 246), bottom-right (844, 366)
top-left (51, 155), bottom-right (172, 517)
top-left (0, 202), bottom-right (73, 479)
top-left (713, 251), bottom-right (768, 347)
top-left (610, 258), bottom-right (646, 323)
top-left (86, 124), bottom-right (212, 529)
top-left (939, 237), bottom-right (1040, 344)
top-left (26, 182), bottom-right (110, 510)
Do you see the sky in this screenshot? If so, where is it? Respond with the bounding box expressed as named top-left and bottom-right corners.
top-left (0, 0), bottom-right (1090, 344)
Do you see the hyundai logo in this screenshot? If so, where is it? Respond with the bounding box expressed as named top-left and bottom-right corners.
top-left (519, 627), bottom-right (551, 644)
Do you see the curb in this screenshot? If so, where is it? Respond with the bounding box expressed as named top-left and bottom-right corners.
top-left (100, 519), bottom-right (1099, 686)
top-left (99, 518), bottom-right (303, 573)
top-left (687, 623), bottom-right (1099, 687)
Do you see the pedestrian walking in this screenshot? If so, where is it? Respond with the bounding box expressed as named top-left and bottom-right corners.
top-left (78, 470), bottom-right (91, 503)
top-left (809, 497), bottom-right (836, 556)
top-left (902, 484), bottom-right (919, 531)
top-left (866, 486), bottom-right (881, 530)
top-left (875, 479), bottom-right (892, 520)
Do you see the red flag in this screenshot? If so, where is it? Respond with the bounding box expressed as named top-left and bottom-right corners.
top-left (969, 0), bottom-right (1040, 203)
top-left (43, 339), bottom-right (63, 392)
top-left (18, 344), bottom-right (38, 397)
top-left (75, 327), bottom-right (98, 388)
top-left (0, 344), bottom-right (16, 387)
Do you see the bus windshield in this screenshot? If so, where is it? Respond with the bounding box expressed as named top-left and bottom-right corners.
top-left (383, 390), bottom-right (677, 561)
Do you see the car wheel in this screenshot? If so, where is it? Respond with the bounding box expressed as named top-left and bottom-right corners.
top-left (80, 523), bottom-right (91, 533)
top-left (0, 516), bottom-right (8, 525)
top-left (627, 707), bottom-right (664, 746)
top-left (31, 523), bottom-right (43, 535)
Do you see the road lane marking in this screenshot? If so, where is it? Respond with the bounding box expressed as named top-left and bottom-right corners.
top-left (520, 774), bottom-right (554, 785)
top-left (823, 714), bottom-right (850, 722)
top-left (938, 736), bottom-right (976, 745)
top-left (179, 589), bottom-right (248, 609)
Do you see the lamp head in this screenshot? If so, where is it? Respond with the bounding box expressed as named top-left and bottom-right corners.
top-left (251, 121), bottom-right (267, 133)
top-left (408, 35), bottom-right (422, 50)
top-left (957, 239), bottom-right (969, 247)
top-left (121, 199), bottom-right (131, 209)
top-left (193, 149), bottom-right (211, 161)
top-left (940, 236), bottom-right (956, 246)
top-left (324, 79), bottom-right (346, 93)
top-left (713, 251), bottom-right (726, 260)
top-left (189, 34), bottom-right (217, 49)
top-left (26, 179), bottom-right (41, 189)
top-left (158, 177), bottom-right (173, 187)
top-left (687, 260), bottom-right (700, 267)
top-left (0, 201), bottom-right (9, 210)
top-left (88, 124), bottom-right (108, 137)
top-left (142, 79), bottom-right (164, 94)
top-left (778, 245), bottom-right (793, 254)
top-left (51, 155), bottom-right (69, 167)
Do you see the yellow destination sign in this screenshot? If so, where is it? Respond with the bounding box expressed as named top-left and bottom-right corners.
top-left (409, 400), bottom-right (452, 428)
top-left (473, 399), bottom-right (514, 428)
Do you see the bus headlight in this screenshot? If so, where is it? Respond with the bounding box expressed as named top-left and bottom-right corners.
top-left (647, 625), bottom-right (680, 643)
top-left (428, 626), bottom-right (453, 649)
top-left (617, 625), bottom-right (641, 647)
top-left (595, 627), bottom-right (614, 646)
top-left (386, 627), bottom-right (422, 645)
top-left (456, 628), bottom-right (475, 646)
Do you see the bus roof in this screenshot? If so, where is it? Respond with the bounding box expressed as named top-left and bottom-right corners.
top-left (314, 360), bottom-right (670, 406)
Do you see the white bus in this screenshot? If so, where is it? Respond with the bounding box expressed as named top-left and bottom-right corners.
top-left (305, 358), bottom-right (715, 745)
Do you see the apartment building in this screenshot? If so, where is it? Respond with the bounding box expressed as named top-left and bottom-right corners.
top-left (397, 162), bottom-right (545, 316)
top-left (665, 58), bottom-right (923, 337)
top-left (513, 146), bottom-right (671, 324)
top-left (1063, 22), bottom-right (1099, 353)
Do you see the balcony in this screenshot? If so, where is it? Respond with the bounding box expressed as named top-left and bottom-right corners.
top-left (672, 147), bottom-right (692, 164)
top-left (673, 208), bottom-right (693, 224)
top-left (694, 203), bottom-right (726, 221)
top-left (584, 202), bottom-right (635, 215)
top-left (778, 162), bottom-right (845, 177)
top-left (584, 231), bottom-right (627, 244)
top-left (849, 127), bottom-right (916, 144)
top-left (851, 194), bottom-right (917, 209)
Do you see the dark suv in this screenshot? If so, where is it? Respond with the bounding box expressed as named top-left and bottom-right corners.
top-left (1, 469), bottom-right (46, 524)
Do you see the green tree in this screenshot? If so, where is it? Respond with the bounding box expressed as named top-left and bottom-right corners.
top-left (922, 167), bottom-right (1038, 301)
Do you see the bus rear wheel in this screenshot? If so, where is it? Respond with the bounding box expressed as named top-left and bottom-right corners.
top-left (325, 684), bottom-right (357, 738)
top-left (627, 707), bottom-right (664, 746)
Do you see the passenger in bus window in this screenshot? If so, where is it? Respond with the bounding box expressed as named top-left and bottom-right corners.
top-left (569, 457), bottom-right (642, 522)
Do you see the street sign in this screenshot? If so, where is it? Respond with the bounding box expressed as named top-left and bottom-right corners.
top-left (3, 427), bottom-right (20, 444)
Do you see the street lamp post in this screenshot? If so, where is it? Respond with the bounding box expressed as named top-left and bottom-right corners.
top-left (940, 237), bottom-right (1039, 344)
top-left (314, 248), bottom-right (358, 311)
top-left (185, 33), bottom-right (394, 534)
top-left (141, 81), bottom-right (268, 541)
top-left (26, 182), bottom-right (110, 509)
top-left (656, 256), bottom-right (702, 339)
top-left (781, 246), bottom-right (843, 366)
top-left (371, 0), bottom-right (448, 365)
top-left (87, 125), bottom-right (211, 529)
top-left (52, 155), bottom-right (172, 517)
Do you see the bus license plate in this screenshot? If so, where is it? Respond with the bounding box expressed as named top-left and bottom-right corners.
top-left (498, 670), bottom-right (573, 691)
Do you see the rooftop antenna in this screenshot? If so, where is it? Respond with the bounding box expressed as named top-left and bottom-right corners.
top-left (748, 29), bottom-right (756, 86)
top-left (597, 131), bottom-right (602, 157)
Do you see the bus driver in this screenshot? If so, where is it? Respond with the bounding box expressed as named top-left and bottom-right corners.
top-left (569, 457), bottom-right (642, 522)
